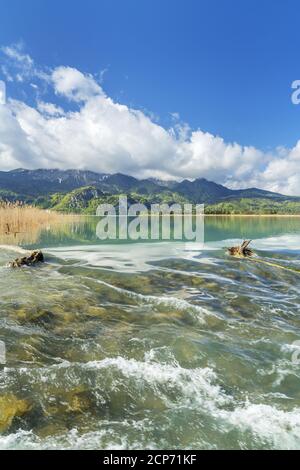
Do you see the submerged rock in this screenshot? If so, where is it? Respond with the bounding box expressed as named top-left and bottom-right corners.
top-left (0, 394), bottom-right (31, 433)
top-left (36, 423), bottom-right (68, 439)
top-left (8, 250), bottom-right (44, 268)
top-left (227, 240), bottom-right (254, 258)
top-left (44, 386), bottom-right (92, 417)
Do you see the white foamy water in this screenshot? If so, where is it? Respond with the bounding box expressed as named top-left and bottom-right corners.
top-left (1, 356), bottom-right (300, 449)
top-left (46, 242), bottom-right (209, 272)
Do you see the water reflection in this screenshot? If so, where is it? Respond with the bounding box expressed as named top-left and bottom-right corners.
top-left (14, 215), bottom-right (300, 250)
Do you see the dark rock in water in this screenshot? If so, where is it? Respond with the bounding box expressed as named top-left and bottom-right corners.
top-left (227, 240), bottom-right (254, 258)
top-left (9, 250), bottom-right (44, 268)
top-left (0, 394), bottom-right (31, 432)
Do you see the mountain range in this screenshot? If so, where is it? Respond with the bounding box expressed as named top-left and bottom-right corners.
top-left (0, 168), bottom-right (300, 214)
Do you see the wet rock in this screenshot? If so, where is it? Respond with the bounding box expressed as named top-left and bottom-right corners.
top-left (8, 250), bottom-right (44, 268)
top-left (13, 306), bottom-right (55, 324)
top-left (86, 306), bottom-right (107, 317)
top-left (0, 394), bottom-right (31, 433)
top-left (227, 240), bottom-right (254, 258)
top-left (44, 386), bottom-right (92, 417)
top-left (67, 391), bottom-right (91, 413)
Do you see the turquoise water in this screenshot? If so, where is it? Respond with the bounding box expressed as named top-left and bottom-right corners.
top-left (0, 216), bottom-right (300, 449)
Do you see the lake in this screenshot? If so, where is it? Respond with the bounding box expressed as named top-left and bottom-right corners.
top-left (0, 216), bottom-right (300, 449)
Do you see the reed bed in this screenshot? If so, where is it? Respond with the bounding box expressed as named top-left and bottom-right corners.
top-left (0, 201), bottom-right (77, 245)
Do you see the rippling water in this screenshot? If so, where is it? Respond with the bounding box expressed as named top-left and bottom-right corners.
top-left (0, 216), bottom-right (300, 449)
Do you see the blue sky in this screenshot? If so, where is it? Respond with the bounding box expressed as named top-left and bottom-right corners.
top-left (1, 0), bottom-right (300, 194)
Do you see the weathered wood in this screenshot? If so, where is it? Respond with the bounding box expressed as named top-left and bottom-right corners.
top-left (8, 250), bottom-right (44, 268)
top-left (228, 240), bottom-right (254, 258)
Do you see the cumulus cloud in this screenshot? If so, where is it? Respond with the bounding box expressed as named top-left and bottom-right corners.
top-left (0, 104), bottom-right (42, 169)
top-left (0, 45), bottom-right (300, 195)
top-left (52, 66), bottom-right (103, 102)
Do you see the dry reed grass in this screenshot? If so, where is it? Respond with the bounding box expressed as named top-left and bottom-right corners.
top-left (0, 201), bottom-right (77, 245)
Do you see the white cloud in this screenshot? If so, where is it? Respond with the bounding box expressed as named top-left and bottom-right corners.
top-left (1, 45), bottom-right (33, 69)
top-left (1, 47), bottom-right (300, 195)
top-left (0, 104), bottom-right (41, 169)
top-left (52, 66), bottom-right (103, 102)
top-left (1, 65), bottom-right (14, 83)
top-left (1, 43), bottom-right (49, 83)
top-left (37, 101), bottom-right (64, 117)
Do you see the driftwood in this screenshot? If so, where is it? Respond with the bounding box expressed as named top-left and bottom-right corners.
top-left (227, 240), bottom-right (254, 258)
top-left (8, 250), bottom-right (44, 268)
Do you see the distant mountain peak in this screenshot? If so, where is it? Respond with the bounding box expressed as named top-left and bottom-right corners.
top-left (0, 168), bottom-right (295, 204)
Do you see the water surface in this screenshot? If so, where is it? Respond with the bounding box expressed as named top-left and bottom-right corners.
top-left (0, 216), bottom-right (300, 449)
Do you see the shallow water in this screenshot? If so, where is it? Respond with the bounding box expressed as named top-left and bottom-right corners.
top-left (0, 216), bottom-right (300, 449)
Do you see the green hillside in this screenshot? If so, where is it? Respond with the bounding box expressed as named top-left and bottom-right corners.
top-left (205, 198), bottom-right (300, 215)
top-left (1, 169), bottom-right (300, 214)
top-left (33, 188), bottom-right (300, 215)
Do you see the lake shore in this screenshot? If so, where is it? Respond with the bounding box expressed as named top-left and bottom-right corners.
top-left (73, 213), bottom-right (300, 217)
top-left (203, 213), bottom-right (300, 217)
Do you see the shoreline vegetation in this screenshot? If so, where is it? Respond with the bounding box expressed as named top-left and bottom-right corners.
top-left (0, 201), bottom-right (300, 246)
top-left (0, 204), bottom-right (299, 253)
top-left (0, 202), bottom-right (78, 245)
top-left (1, 201), bottom-right (300, 232)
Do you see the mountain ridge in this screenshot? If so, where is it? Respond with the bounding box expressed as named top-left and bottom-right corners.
top-left (1, 168), bottom-right (300, 214)
top-left (0, 168), bottom-right (295, 199)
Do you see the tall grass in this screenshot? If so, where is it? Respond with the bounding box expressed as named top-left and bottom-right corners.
top-left (0, 201), bottom-right (77, 245)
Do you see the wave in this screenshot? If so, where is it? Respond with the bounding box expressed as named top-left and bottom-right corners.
top-left (0, 245), bottom-right (29, 254)
top-left (81, 276), bottom-right (210, 324)
top-left (2, 355), bottom-right (300, 449)
top-left (46, 242), bottom-right (209, 273)
top-left (0, 426), bottom-right (158, 450)
top-left (220, 403), bottom-right (300, 450)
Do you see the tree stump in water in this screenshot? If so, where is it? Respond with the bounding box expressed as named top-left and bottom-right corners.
top-left (8, 250), bottom-right (44, 268)
top-left (227, 240), bottom-right (254, 258)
